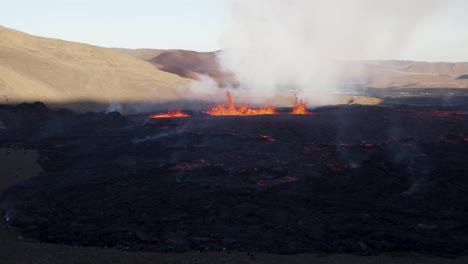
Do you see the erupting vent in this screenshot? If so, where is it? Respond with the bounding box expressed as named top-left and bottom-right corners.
top-left (149, 92), bottom-right (313, 118)
top-left (149, 110), bottom-right (189, 118)
top-left (204, 91), bottom-right (278, 116)
top-left (290, 97), bottom-right (312, 115)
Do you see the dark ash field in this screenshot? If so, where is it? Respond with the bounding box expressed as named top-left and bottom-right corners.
top-left (1, 99), bottom-right (467, 259)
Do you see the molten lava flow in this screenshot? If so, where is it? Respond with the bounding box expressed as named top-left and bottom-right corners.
top-left (205, 91), bottom-right (278, 116)
top-left (290, 97), bottom-right (312, 115)
top-left (150, 110), bottom-right (189, 118)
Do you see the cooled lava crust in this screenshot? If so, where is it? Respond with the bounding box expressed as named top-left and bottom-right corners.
top-left (1, 102), bottom-right (467, 256)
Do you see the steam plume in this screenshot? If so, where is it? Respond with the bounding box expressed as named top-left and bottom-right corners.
top-left (218, 0), bottom-right (445, 104)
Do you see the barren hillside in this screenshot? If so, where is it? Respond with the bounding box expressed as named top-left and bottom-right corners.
top-left (112, 48), bottom-right (166, 61)
top-left (0, 26), bottom-right (189, 109)
top-left (117, 48), bottom-right (237, 86)
top-left (149, 50), bottom-right (237, 87)
top-left (2, 25), bottom-right (467, 114)
top-left (359, 61), bottom-right (468, 88)
top-left (117, 46), bottom-right (468, 89)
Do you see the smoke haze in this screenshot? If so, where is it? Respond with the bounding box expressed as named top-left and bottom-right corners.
top-left (218, 0), bottom-right (446, 104)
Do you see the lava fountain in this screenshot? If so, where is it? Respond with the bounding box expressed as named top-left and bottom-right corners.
top-left (290, 97), bottom-right (312, 115)
top-left (205, 91), bottom-right (278, 116)
top-left (150, 110), bottom-right (189, 118)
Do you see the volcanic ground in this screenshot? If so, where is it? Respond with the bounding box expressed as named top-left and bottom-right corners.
top-left (0, 102), bottom-right (467, 256)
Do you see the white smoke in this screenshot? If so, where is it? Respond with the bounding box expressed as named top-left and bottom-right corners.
top-left (187, 75), bottom-right (224, 102)
top-left (105, 102), bottom-right (123, 113)
top-left (218, 0), bottom-right (446, 104)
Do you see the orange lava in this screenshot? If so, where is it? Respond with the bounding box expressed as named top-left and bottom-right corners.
top-left (205, 91), bottom-right (278, 116)
top-left (290, 97), bottom-right (312, 115)
top-left (149, 110), bottom-right (189, 118)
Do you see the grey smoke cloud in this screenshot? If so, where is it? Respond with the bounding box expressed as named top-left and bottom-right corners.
top-left (218, 0), bottom-right (446, 103)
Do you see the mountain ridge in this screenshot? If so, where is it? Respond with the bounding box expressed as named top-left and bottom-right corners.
top-left (0, 26), bottom-right (190, 110)
top-left (116, 48), bottom-right (468, 89)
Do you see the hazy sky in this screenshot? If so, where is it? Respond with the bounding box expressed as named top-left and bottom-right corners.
top-left (1, 0), bottom-right (467, 61)
top-left (1, 0), bottom-right (230, 51)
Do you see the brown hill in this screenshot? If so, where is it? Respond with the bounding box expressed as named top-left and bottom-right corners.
top-left (359, 61), bottom-right (468, 88)
top-left (116, 46), bottom-right (468, 90)
top-left (2, 25), bottom-right (466, 114)
top-left (117, 48), bottom-right (237, 87)
top-left (112, 48), bottom-right (166, 61)
top-left (403, 62), bottom-right (468, 76)
top-left (0, 26), bottom-right (190, 111)
top-left (149, 50), bottom-right (237, 87)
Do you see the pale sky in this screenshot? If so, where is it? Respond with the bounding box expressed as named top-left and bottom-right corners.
top-left (1, 0), bottom-right (467, 61)
top-left (1, 0), bottom-right (230, 51)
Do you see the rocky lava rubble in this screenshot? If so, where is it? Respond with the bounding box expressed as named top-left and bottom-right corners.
top-left (1, 102), bottom-right (467, 256)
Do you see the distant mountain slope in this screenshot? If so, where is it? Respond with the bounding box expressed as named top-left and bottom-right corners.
top-left (149, 50), bottom-right (237, 87)
top-left (116, 46), bottom-right (468, 89)
top-left (116, 48), bottom-right (237, 87)
top-left (402, 61), bottom-right (468, 76)
top-left (2, 24), bottom-right (465, 113)
top-left (358, 61), bottom-right (468, 88)
top-left (0, 26), bottom-right (189, 108)
top-left (112, 48), bottom-right (166, 61)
